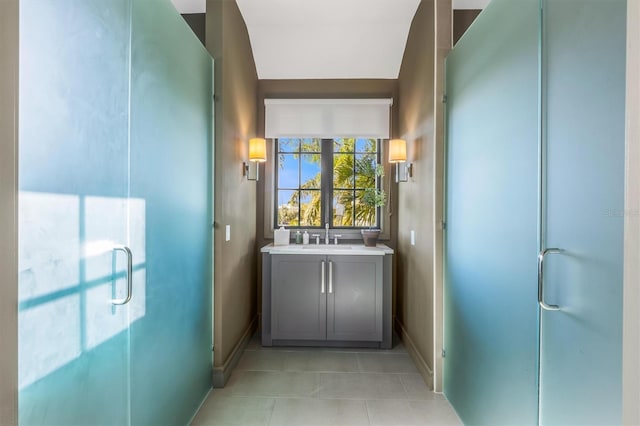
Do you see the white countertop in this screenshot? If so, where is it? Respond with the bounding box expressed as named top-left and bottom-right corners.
top-left (261, 243), bottom-right (394, 256)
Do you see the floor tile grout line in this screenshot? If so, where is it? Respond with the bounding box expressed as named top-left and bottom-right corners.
top-left (246, 349), bottom-right (409, 355)
top-left (309, 372), bottom-right (321, 399)
top-left (208, 395), bottom-right (444, 403)
top-left (233, 370), bottom-right (421, 376)
top-left (397, 371), bottom-right (411, 402)
top-left (364, 400), bottom-right (373, 426)
top-left (265, 396), bottom-right (277, 426)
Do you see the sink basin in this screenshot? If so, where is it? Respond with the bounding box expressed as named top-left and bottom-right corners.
top-left (302, 245), bottom-right (353, 250)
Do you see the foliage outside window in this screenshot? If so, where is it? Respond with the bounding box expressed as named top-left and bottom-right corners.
top-left (276, 138), bottom-right (382, 229)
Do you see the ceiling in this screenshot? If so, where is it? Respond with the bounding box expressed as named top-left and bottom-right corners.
top-left (235, 0), bottom-right (420, 79)
top-left (170, 0), bottom-right (491, 79)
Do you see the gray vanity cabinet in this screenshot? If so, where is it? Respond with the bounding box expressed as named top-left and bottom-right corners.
top-left (269, 253), bottom-right (383, 344)
top-left (271, 254), bottom-right (327, 341)
top-left (326, 255), bottom-right (382, 342)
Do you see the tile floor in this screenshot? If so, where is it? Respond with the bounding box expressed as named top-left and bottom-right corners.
top-left (191, 335), bottom-right (461, 426)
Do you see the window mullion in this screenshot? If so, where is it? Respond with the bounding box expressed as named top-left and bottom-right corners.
top-left (377, 144), bottom-right (382, 228)
top-left (353, 152), bottom-right (357, 227)
top-left (321, 139), bottom-right (333, 228)
top-left (298, 145), bottom-right (302, 226)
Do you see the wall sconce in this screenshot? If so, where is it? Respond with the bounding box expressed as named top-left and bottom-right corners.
top-left (244, 138), bottom-right (267, 181)
top-left (389, 139), bottom-right (412, 183)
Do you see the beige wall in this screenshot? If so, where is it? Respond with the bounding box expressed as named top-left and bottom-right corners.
top-left (453, 9), bottom-right (480, 46)
top-left (255, 79), bottom-right (399, 324)
top-left (0, 0), bottom-right (18, 423)
top-left (206, 0), bottom-right (259, 372)
top-left (623, 0), bottom-right (640, 423)
top-left (396, 0), bottom-right (451, 389)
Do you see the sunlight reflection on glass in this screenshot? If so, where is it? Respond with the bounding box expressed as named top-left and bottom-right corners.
top-left (18, 191), bottom-right (147, 389)
top-left (18, 192), bottom-right (80, 300)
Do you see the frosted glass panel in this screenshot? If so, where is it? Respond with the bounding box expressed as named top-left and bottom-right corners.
top-left (18, 0), bottom-right (132, 424)
top-left (129, 0), bottom-right (213, 423)
top-left (539, 0), bottom-right (626, 424)
top-left (444, 0), bottom-right (540, 424)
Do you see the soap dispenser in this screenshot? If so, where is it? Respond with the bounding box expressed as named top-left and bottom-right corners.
top-left (302, 231), bottom-right (309, 245)
top-left (274, 226), bottom-right (290, 246)
top-left (295, 231), bottom-right (302, 244)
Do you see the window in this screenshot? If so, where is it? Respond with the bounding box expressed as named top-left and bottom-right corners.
top-left (276, 138), bottom-right (322, 227)
top-left (275, 137), bottom-right (382, 229)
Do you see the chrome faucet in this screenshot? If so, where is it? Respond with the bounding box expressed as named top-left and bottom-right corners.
top-left (325, 223), bottom-right (330, 245)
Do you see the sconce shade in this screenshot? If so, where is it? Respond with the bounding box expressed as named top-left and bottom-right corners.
top-left (388, 139), bottom-right (407, 163)
top-left (249, 138), bottom-right (267, 162)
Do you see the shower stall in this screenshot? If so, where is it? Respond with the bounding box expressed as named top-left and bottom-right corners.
top-left (18, 0), bottom-right (214, 424)
top-left (444, 0), bottom-right (626, 424)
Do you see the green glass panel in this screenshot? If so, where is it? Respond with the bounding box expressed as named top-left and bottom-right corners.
top-left (355, 138), bottom-right (376, 153)
top-left (539, 1), bottom-right (626, 424)
top-left (301, 155), bottom-right (321, 189)
top-left (334, 154), bottom-right (355, 188)
top-left (128, 0), bottom-right (213, 424)
top-left (444, 0), bottom-right (540, 424)
top-left (300, 191), bottom-right (322, 227)
top-left (18, 0), bottom-right (132, 424)
top-left (300, 138), bottom-right (321, 153)
top-left (278, 190), bottom-right (300, 226)
top-left (278, 138), bottom-right (300, 152)
top-left (334, 191), bottom-right (355, 227)
top-left (278, 154), bottom-right (301, 189)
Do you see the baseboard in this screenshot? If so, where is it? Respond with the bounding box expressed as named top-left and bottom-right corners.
top-left (212, 317), bottom-right (257, 388)
top-left (395, 319), bottom-right (434, 390)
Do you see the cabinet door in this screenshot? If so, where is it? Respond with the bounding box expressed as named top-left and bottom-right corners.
top-left (327, 255), bottom-right (383, 342)
top-left (271, 255), bottom-right (327, 341)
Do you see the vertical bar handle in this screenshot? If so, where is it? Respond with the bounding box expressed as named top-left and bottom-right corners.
top-left (538, 248), bottom-right (562, 311)
top-left (329, 261), bottom-right (333, 294)
top-left (112, 246), bottom-right (133, 305)
top-left (321, 260), bottom-right (325, 294)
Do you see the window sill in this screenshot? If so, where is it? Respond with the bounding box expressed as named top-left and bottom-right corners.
top-left (264, 228), bottom-right (390, 242)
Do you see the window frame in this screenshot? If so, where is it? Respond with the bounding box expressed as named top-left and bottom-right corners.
top-left (265, 138), bottom-right (391, 241)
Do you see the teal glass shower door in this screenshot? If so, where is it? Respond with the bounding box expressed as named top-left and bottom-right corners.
top-left (445, 0), bottom-right (627, 424)
top-left (538, 0), bottom-right (626, 424)
top-left (128, 0), bottom-right (213, 423)
top-left (19, 0), bottom-right (214, 424)
top-left (18, 0), bottom-right (133, 424)
top-left (444, 0), bottom-right (541, 424)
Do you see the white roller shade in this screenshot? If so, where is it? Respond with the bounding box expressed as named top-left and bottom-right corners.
top-left (264, 98), bottom-right (392, 139)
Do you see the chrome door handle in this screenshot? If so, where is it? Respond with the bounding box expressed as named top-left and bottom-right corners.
top-left (538, 248), bottom-right (562, 311)
top-left (321, 260), bottom-right (326, 294)
top-left (329, 261), bottom-right (333, 294)
top-left (112, 246), bottom-right (133, 305)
